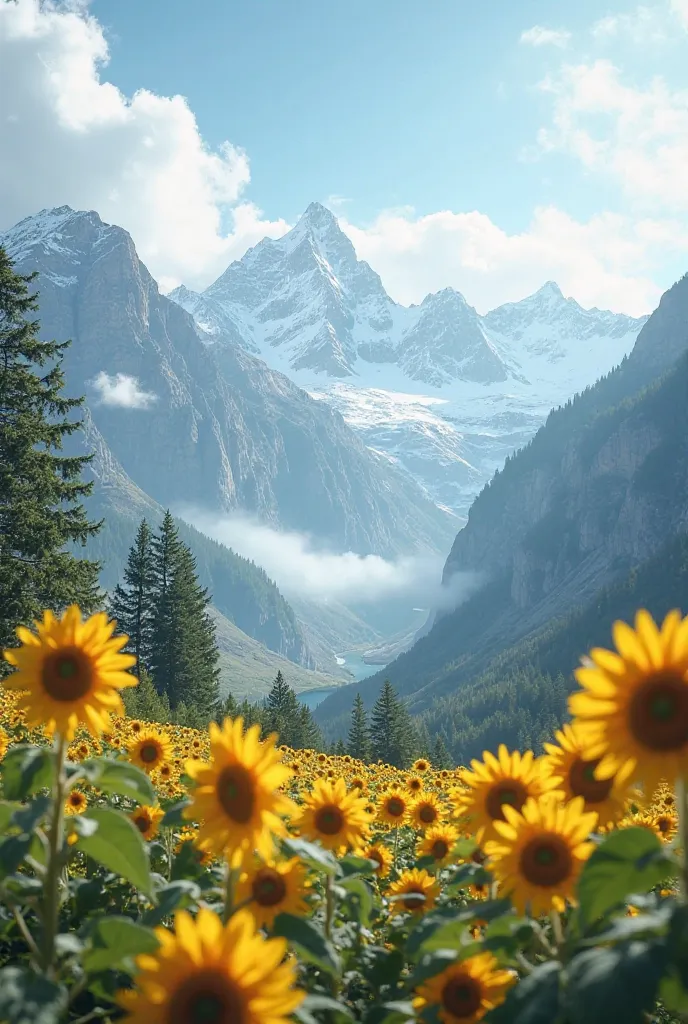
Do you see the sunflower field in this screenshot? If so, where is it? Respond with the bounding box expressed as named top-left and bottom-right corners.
top-left (1, 606), bottom-right (688, 1023)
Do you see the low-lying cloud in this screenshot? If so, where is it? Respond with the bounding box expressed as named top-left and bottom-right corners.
top-left (91, 372), bottom-right (157, 409)
top-left (181, 509), bottom-right (483, 611)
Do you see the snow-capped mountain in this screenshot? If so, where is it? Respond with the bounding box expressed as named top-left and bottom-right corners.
top-left (170, 203), bottom-right (648, 517)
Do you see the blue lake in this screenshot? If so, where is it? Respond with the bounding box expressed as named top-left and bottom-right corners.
top-left (298, 652), bottom-right (386, 709)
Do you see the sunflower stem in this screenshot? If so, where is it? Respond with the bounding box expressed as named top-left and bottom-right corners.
top-left (223, 862), bottom-right (238, 924)
top-left (678, 777), bottom-right (688, 901)
top-left (41, 732), bottom-right (67, 976)
top-left (324, 873), bottom-right (335, 940)
top-left (549, 908), bottom-right (564, 952)
top-left (393, 827), bottom-right (399, 870)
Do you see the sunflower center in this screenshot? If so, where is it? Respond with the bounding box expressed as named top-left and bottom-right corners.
top-left (387, 797), bottom-right (405, 817)
top-left (216, 765), bottom-right (256, 824)
top-left (166, 970), bottom-right (245, 1024)
top-left (431, 839), bottom-right (449, 859)
top-left (140, 742), bottom-right (161, 765)
top-left (402, 887), bottom-right (426, 911)
top-left (519, 834), bottom-right (573, 888)
top-left (41, 647), bottom-right (92, 702)
top-left (628, 671), bottom-right (688, 752)
top-left (252, 869), bottom-right (287, 907)
top-left (471, 847), bottom-right (487, 865)
top-left (369, 849), bottom-right (384, 868)
top-left (568, 756), bottom-right (614, 803)
top-left (419, 805), bottom-right (437, 824)
top-left (441, 975), bottom-right (482, 1018)
top-left (134, 814), bottom-right (151, 834)
top-left (485, 780), bottom-right (528, 822)
top-left (314, 804), bottom-right (344, 835)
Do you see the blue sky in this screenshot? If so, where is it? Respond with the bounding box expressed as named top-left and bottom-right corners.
top-left (1, 0), bottom-right (688, 314)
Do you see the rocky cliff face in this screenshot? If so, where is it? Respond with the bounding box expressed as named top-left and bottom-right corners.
top-left (1, 206), bottom-right (454, 558)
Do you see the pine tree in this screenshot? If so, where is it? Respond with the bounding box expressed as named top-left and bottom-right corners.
top-left (0, 248), bottom-right (101, 659)
top-left (148, 512), bottom-right (220, 720)
top-left (347, 693), bottom-right (371, 762)
top-left (370, 680), bottom-right (416, 769)
top-left (264, 670), bottom-right (294, 740)
top-left (149, 512), bottom-right (181, 697)
top-left (432, 734), bottom-right (453, 770)
top-left (110, 519), bottom-right (155, 674)
top-left (122, 668), bottom-right (171, 723)
top-left (294, 702), bottom-right (322, 751)
top-left (222, 691), bottom-right (239, 720)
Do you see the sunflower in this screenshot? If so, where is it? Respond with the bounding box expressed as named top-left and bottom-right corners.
top-left (569, 609), bottom-right (688, 795)
top-left (185, 718), bottom-right (294, 863)
top-left (413, 758), bottom-right (431, 773)
top-left (454, 745), bottom-right (559, 843)
top-left (2, 606), bottom-right (137, 741)
top-left (377, 789), bottom-right (410, 828)
top-left (388, 868), bottom-right (440, 915)
top-left (410, 792), bottom-right (442, 830)
top-left (128, 728), bottom-right (173, 775)
top-left (64, 789), bottom-right (88, 816)
top-left (652, 810), bottom-right (678, 842)
top-left (357, 841), bottom-right (394, 878)
top-left (296, 777), bottom-right (369, 852)
top-left (235, 858), bottom-right (309, 928)
top-left (418, 823), bottom-right (460, 866)
top-left (542, 722), bottom-right (635, 827)
top-left (414, 951), bottom-right (515, 1024)
top-left (119, 907), bottom-right (304, 1024)
top-left (406, 775), bottom-right (424, 794)
top-left (0, 727), bottom-right (8, 762)
top-left (131, 805), bottom-right (165, 842)
top-left (485, 796), bottom-right (598, 916)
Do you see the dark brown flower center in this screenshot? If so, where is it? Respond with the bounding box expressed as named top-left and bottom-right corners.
top-left (314, 804), bottom-right (344, 835)
top-left (431, 839), bottom-right (449, 860)
top-left (402, 887), bottom-right (427, 911)
top-left (140, 742), bottom-right (162, 765)
top-left (252, 868), bottom-right (287, 907)
top-left (628, 672), bottom-right (688, 752)
top-left (471, 847), bottom-right (487, 865)
top-left (441, 974), bottom-right (482, 1019)
top-left (41, 647), bottom-right (92, 702)
top-left (134, 813), bottom-right (151, 834)
top-left (485, 780), bottom-right (529, 822)
top-left (166, 970), bottom-right (245, 1024)
top-left (368, 849), bottom-right (384, 869)
top-left (519, 834), bottom-right (573, 887)
top-left (419, 804), bottom-right (438, 824)
top-left (409, 779), bottom-right (422, 791)
top-left (568, 757), bottom-right (614, 803)
top-left (216, 765), bottom-right (256, 824)
top-left (387, 797), bottom-right (405, 817)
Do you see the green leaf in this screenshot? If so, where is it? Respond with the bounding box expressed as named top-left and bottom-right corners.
top-left (363, 1002), bottom-right (416, 1024)
top-left (1, 745), bottom-right (54, 800)
top-left (141, 880), bottom-right (201, 926)
top-left (11, 794), bottom-right (51, 833)
top-left (77, 807), bottom-right (153, 896)
top-left (0, 834), bottom-right (33, 878)
top-left (79, 757), bottom-right (156, 805)
top-left (659, 970), bottom-right (688, 1015)
top-left (338, 853), bottom-right (377, 877)
top-left (296, 994), bottom-right (355, 1023)
top-left (445, 863), bottom-right (492, 892)
top-left (411, 949), bottom-right (464, 987)
top-left (563, 941), bottom-right (667, 1024)
top-left (0, 800), bottom-right (22, 833)
top-left (272, 912), bottom-right (341, 974)
top-left (281, 837), bottom-right (340, 876)
top-left (406, 901), bottom-right (512, 957)
top-left (579, 906), bottom-right (672, 946)
top-left (362, 946), bottom-right (405, 991)
top-left (577, 827), bottom-right (677, 927)
top-left (83, 916), bottom-right (160, 974)
top-left (161, 799), bottom-right (191, 827)
top-left (0, 966), bottom-right (67, 1024)
top-left (667, 903), bottom-right (688, 988)
top-left (486, 961), bottom-right (562, 1024)
top-left (340, 875), bottom-right (374, 927)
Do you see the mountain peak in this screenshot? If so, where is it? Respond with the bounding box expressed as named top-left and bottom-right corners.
top-left (538, 280), bottom-right (563, 298)
top-left (300, 201), bottom-right (338, 227)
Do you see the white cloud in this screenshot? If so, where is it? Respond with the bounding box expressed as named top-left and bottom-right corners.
top-left (591, 6), bottom-right (666, 42)
top-left (536, 59), bottom-right (688, 213)
top-left (671, 0), bottom-right (688, 28)
top-left (183, 509), bottom-right (482, 610)
top-left (91, 372), bottom-right (157, 409)
top-left (0, 0), bottom-right (289, 291)
top-left (520, 25), bottom-right (571, 48)
top-left (342, 205), bottom-right (671, 315)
